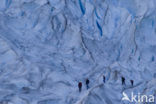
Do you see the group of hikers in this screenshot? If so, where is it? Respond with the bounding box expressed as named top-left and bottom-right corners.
top-left (78, 76), bottom-right (134, 92)
top-left (121, 77), bottom-right (134, 86)
top-left (78, 79), bottom-right (89, 92)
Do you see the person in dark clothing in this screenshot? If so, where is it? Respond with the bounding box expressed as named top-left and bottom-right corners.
top-left (130, 80), bottom-right (134, 86)
top-left (22, 87), bottom-right (30, 93)
top-left (103, 75), bottom-right (105, 83)
top-left (86, 79), bottom-right (90, 89)
top-left (121, 77), bottom-right (125, 85)
top-left (78, 82), bottom-right (82, 92)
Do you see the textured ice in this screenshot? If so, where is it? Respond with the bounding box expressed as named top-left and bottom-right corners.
top-left (0, 0), bottom-right (156, 104)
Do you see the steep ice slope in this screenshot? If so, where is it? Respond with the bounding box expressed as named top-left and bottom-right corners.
top-left (0, 0), bottom-right (156, 104)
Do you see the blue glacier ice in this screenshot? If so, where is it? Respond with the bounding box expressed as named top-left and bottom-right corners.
top-left (0, 0), bottom-right (156, 104)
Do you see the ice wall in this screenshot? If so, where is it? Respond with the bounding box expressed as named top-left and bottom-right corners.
top-left (0, 0), bottom-right (156, 104)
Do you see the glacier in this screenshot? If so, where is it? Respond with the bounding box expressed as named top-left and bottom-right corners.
top-left (0, 0), bottom-right (156, 104)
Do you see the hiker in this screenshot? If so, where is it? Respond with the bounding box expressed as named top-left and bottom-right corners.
top-left (103, 75), bottom-right (105, 83)
top-left (22, 87), bottom-right (30, 93)
top-left (121, 77), bottom-right (125, 85)
top-left (130, 80), bottom-right (134, 86)
top-left (78, 82), bottom-right (82, 92)
top-left (86, 79), bottom-right (90, 89)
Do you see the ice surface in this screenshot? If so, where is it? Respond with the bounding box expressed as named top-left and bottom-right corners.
top-left (0, 0), bottom-right (156, 104)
